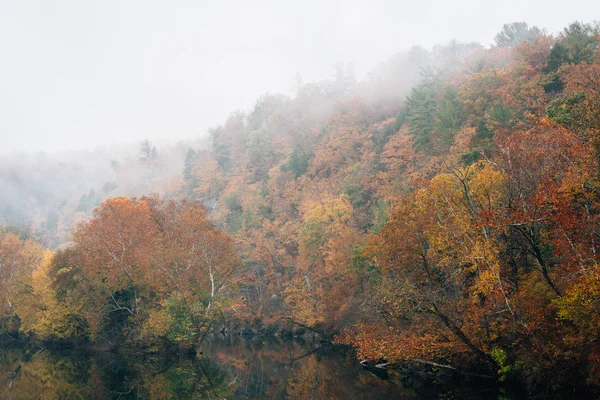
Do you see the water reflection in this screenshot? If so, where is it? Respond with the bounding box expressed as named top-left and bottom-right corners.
top-left (203, 337), bottom-right (410, 399)
top-left (0, 337), bottom-right (510, 399)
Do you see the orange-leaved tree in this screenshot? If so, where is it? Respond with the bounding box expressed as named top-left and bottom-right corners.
top-left (49, 196), bottom-right (242, 344)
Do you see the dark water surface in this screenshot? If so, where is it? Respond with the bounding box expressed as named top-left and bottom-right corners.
top-left (0, 337), bottom-right (511, 399)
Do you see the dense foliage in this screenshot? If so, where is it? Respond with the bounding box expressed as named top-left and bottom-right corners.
top-left (1, 198), bottom-right (243, 347)
top-left (2, 20), bottom-right (600, 395)
top-left (183, 21), bottom-right (600, 393)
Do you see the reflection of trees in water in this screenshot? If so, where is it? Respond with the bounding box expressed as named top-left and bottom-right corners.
top-left (0, 340), bottom-right (506, 399)
top-left (85, 352), bottom-right (236, 399)
top-left (204, 337), bottom-right (411, 400)
top-left (141, 357), bottom-right (235, 399)
top-left (0, 346), bottom-right (235, 399)
top-left (0, 347), bottom-right (104, 399)
top-left (205, 337), bottom-right (506, 400)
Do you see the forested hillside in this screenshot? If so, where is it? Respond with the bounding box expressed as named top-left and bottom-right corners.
top-left (184, 21), bottom-right (600, 392)
top-left (2, 21), bottom-right (600, 395)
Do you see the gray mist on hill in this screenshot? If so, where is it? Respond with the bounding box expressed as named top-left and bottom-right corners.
top-left (0, 1), bottom-right (599, 246)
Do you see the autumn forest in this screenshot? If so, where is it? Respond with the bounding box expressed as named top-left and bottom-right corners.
top-left (3, 21), bottom-right (600, 397)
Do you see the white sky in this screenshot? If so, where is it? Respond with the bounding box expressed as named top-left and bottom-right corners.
top-left (0, 0), bottom-right (598, 153)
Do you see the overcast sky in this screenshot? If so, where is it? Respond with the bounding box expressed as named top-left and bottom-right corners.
top-left (0, 0), bottom-right (598, 154)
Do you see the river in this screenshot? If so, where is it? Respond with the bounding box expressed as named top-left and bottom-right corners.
top-left (0, 337), bottom-right (514, 399)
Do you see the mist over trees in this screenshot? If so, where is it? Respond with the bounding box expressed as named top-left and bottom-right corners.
top-left (494, 22), bottom-right (546, 47)
top-left (0, 139), bottom-right (206, 247)
top-left (2, 19), bottom-right (600, 396)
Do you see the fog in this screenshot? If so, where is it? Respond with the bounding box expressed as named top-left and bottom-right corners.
top-left (1, 0), bottom-right (598, 153)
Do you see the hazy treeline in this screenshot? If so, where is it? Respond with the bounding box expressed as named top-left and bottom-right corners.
top-left (1, 37), bottom-right (473, 247)
top-left (2, 20), bottom-right (600, 396)
top-left (0, 139), bottom-right (207, 247)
